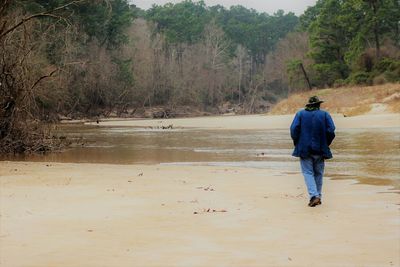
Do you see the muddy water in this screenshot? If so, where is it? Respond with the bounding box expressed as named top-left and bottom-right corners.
top-left (3, 124), bottom-right (400, 188)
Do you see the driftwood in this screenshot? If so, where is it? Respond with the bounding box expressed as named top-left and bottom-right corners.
top-left (148, 124), bottom-right (173, 130)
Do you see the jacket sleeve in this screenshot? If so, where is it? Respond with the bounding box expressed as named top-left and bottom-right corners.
top-left (325, 112), bottom-right (336, 146)
top-left (290, 112), bottom-right (301, 146)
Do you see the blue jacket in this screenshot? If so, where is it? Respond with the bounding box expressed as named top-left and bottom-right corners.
top-left (290, 109), bottom-right (336, 159)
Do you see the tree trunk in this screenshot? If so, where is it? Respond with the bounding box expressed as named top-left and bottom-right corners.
top-left (371, 0), bottom-right (381, 59)
top-left (299, 63), bottom-right (312, 90)
top-left (238, 57), bottom-right (242, 105)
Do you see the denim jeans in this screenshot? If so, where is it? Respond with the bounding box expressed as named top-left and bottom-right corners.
top-left (300, 154), bottom-right (325, 199)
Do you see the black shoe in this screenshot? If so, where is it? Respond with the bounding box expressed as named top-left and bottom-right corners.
top-left (308, 196), bottom-right (321, 207)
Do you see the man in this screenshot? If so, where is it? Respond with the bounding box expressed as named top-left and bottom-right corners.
top-left (290, 96), bottom-right (336, 207)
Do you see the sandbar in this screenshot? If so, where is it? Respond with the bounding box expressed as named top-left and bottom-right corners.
top-left (87, 113), bottom-right (400, 130)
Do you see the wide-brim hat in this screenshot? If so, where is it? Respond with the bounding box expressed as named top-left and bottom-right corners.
top-left (306, 96), bottom-right (324, 107)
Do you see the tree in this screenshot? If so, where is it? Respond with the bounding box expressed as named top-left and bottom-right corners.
top-left (146, 1), bottom-right (209, 45)
top-left (75, 0), bottom-right (136, 48)
top-left (304, 0), bottom-right (400, 86)
top-left (308, 0), bottom-right (351, 86)
top-left (202, 21), bottom-right (232, 106)
top-left (0, 0), bottom-right (85, 152)
top-left (218, 6), bottom-right (298, 66)
top-left (0, 0), bottom-right (137, 153)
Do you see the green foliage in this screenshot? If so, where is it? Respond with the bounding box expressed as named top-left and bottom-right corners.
top-left (75, 0), bottom-right (136, 48)
top-left (380, 59), bottom-right (400, 82)
top-left (218, 7), bottom-right (298, 63)
top-left (312, 63), bottom-right (346, 87)
top-left (299, 0), bottom-right (324, 30)
top-left (21, 0), bottom-right (136, 49)
top-left (344, 0), bottom-right (400, 63)
top-left (146, 1), bottom-right (209, 44)
top-left (217, 6), bottom-right (259, 52)
top-left (375, 58), bottom-right (400, 73)
top-left (308, 0), bottom-right (348, 67)
top-left (147, 2), bottom-right (298, 64)
top-left (19, 0), bottom-right (66, 13)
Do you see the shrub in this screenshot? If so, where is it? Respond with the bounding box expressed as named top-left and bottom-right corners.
top-left (375, 58), bottom-right (394, 72)
top-left (312, 63), bottom-right (345, 87)
top-left (373, 58), bottom-right (400, 82)
top-left (348, 71), bottom-right (372, 85)
top-left (375, 58), bottom-right (400, 72)
top-left (384, 69), bottom-right (400, 82)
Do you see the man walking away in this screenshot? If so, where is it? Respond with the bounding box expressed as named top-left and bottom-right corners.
top-left (290, 96), bottom-right (336, 207)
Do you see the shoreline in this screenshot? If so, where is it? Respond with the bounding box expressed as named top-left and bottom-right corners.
top-left (0, 161), bottom-right (399, 267)
top-left (85, 113), bottom-right (400, 130)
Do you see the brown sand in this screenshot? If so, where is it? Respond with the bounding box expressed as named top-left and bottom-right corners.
top-left (1, 113), bottom-right (400, 266)
top-left (0, 162), bottom-right (399, 267)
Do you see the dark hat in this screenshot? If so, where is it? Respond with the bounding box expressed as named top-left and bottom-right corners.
top-left (306, 96), bottom-right (324, 107)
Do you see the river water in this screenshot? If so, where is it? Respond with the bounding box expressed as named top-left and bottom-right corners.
top-left (3, 124), bottom-right (400, 188)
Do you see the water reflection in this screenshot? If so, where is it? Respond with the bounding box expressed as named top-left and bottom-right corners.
top-left (2, 124), bottom-right (399, 188)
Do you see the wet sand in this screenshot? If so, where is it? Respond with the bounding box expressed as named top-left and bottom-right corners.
top-left (1, 113), bottom-right (400, 267)
top-left (0, 163), bottom-right (399, 267)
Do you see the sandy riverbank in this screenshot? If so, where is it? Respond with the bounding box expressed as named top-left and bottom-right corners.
top-left (88, 113), bottom-right (400, 130)
top-left (2, 113), bottom-right (400, 266)
top-left (0, 161), bottom-right (399, 267)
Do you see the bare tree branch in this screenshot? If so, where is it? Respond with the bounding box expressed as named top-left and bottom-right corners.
top-left (31, 68), bottom-right (59, 91)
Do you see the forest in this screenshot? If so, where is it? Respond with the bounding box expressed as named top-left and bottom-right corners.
top-left (0, 0), bottom-right (399, 153)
